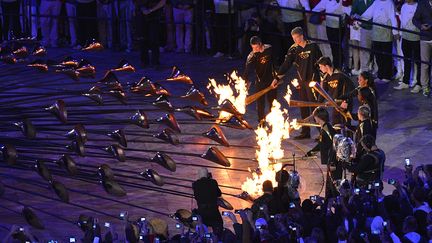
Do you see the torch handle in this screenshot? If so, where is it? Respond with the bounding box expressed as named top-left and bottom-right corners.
top-left (245, 80), bottom-right (283, 106)
top-left (311, 84), bottom-right (352, 121)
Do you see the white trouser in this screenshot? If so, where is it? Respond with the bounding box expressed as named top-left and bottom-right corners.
top-left (314, 20), bottom-right (332, 59)
top-left (173, 7), bottom-right (193, 52)
top-left (359, 28), bottom-right (372, 72)
top-left (394, 38), bottom-right (404, 76)
top-left (420, 40), bottom-right (432, 89)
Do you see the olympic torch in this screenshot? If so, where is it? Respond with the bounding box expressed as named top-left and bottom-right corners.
top-left (308, 81), bottom-right (352, 121)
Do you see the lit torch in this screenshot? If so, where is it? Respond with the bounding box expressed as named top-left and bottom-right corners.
top-left (309, 81), bottom-right (352, 121)
top-left (283, 84), bottom-right (292, 104)
top-left (207, 71), bottom-right (248, 120)
top-left (291, 78), bottom-right (299, 89)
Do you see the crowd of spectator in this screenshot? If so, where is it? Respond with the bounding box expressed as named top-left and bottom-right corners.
top-left (5, 162), bottom-right (432, 242)
top-left (0, 0), bottom-right (431, 94)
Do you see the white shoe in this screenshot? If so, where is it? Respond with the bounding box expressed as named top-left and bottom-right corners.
top-left (381, 78), bottom-right (392, 83)
top-left (411, 85), bottom-right (422, 93)
top-left (351, 69), bottom-right (361, 76)
top-left (393, 82), bottom-right (409, 90)
top-left (213, 52), bottom-right (224, 58)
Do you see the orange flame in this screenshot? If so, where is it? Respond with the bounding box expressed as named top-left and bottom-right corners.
top-left (241, 100), bottom-right (293, 198)
top-left (290, 119), bottom-right (302, 130)
top-left (291, 78), bottom-right (299, 89)
top-left (283, 84), bottom-right (292, 105)
top-left (207, 71), bottom-right (248, 119)
top-left (309, 81), bottom-right (317, 88)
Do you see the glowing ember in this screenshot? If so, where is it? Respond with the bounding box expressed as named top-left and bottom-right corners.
top-left (207, 71), bottom-right (248, 119)
top-left (241, 100), bottom-right (293, 198)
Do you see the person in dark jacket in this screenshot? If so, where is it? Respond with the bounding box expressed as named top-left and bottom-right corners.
top-left (1, 0), bottom-right (21, 40)
top-left (339, 71), bottom-right (377, 101)
top-left (306, 107), bottom-right (337, 166)
top-left (346, 134), bottom-right (385, 186)
top-left (136, 0), bottom-right (166, 67)
top-left (251, 180), bottom-right (282, 220)
top-left (354, 105), bottom-right (377, 158)
top-left (243, 36), bottom-right (278, 122)
top-left (192, 167), bottom-right (223, 235)
top-left (306, 107), bottom-right (340, 198)
top-left (342, 86), bottom-right (378, 127)
top-left (261, 1), bottom-right (285, 65)
top-left (273, 27), bottom-right (323, 139)
top-left (316, 56), bottom-right (356, 125)
top-left (76, 0), bottom-right (98, 46)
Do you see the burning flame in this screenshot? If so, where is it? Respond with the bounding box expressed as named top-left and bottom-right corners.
top-left (283, 86), bottom-right (301, 130)
top-left (241, 100), bottom-right (293, 198)
top-left (283, 84), bottom-right (292, 104)
top-left (290, 119), bottom-right (302, 130)
top-left (309, 81), bottom-right (317, 88)
top-left (207, 71), bottom-right (248, 119)
top-left (291, 78), bottom-right (299, 89)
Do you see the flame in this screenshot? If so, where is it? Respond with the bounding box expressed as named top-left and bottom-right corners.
top-left (309, 81), bottom-right (317, 88)
top-left (283, 84), bottom-right (292, 104)
top-left (291, 78), bottom-right (299, 88)
top-left (207, 71), bottom-right (248, 119)
top-left (241, 100), bottom-right (294, 198)
top-left (290, 119), bottom-right (302, 130)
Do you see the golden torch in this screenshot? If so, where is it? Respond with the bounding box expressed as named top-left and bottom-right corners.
top-left (288, 99), bottom-right (328, 108)
top-left (308, 81), bottom-right (352, 121)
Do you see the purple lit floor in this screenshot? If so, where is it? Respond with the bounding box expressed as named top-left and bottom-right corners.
top-left (0, 47), bottom-right (431, 241)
